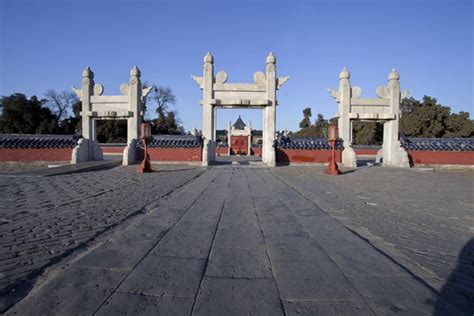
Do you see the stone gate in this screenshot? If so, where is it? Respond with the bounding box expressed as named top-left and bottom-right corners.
top-left (328, 68), bottom-right (410, 168)
top-left (192, 52), bottom-right (289, 166)
top-left (72, 66), bottom-right (152, 165)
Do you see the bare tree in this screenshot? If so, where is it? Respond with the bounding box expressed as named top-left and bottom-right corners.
top-left (45, 90), bottom-right (78, 124)
top-left (151, 85), bottom-right (176, 115)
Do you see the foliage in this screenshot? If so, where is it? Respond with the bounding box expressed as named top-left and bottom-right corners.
top-left (294, 111), bottom-right (337, 138)
top-left (96, 120), bottom-right (127, 143)
top-left (400, 96), bottom-right (473, 138)
top-left (352, 121), bottom-right (383, 145)
top-left (0, 93), bottom-right (59, 134)
top-left (299, 107), bottom-right (312, 129)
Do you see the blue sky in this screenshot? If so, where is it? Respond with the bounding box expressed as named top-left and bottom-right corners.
top-left (0, 0), bottom-right (472, 132)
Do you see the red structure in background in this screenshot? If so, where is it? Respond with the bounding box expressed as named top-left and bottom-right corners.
top-left (137, 123), bottom-right (154, 173)
top-left (324, 126), bottom-right (342, 175)
top-left (230, 136), bottom-right (248, 155)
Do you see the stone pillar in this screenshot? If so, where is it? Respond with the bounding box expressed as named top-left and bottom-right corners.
top-left (72, 67), bottom-right (103, 163)
top-left (382, 69), bottom-right (409, 167)
top-left (264, 53), bottom-right (277, 167)
top-left (227, 120), bottom-right (232, 156)
top-left (338, 68), bottom-right (357, 167)
top-left (247, 120), bottom-right (252, 156)
top-left (123, 66), bottom-right (142, 166)
top-left (202, 52), bottom-right (215, 165)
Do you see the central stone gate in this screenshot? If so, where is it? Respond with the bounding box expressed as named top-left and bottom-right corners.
top-left (193, 52), bottom-right (289, 166)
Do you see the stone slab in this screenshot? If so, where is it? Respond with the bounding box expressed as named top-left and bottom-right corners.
top-left (97, 292), bottom-right (194, 316)
top-left (283, 299), bottom-right (375, 316)
top-left (192, 277), bottom-right (283, 315)
top-left (206, 247), bottom-right (272, 279)
top-left (348, 276), bottom-right (464, 315)
top-left (272, 259), bottom-right (361, 300)
top-left (118, 255), bottom-right (206, 298)
top-left (5, 267), bottom-right (127, 316)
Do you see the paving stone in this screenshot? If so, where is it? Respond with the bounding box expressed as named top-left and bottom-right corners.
top-left (97, 292), bottom-right (194, 316)
top-left (151, 219), bottom-right (217, 259)
top-left (283, 299), bottom-right (376, 316)
top-left (348, 276), bottom-right (464, 315)
top-left (118, 255), bottom-right (206, 298)
top-left (206, 247), bottom-right (272, 279)
top-left (327, 245), bottom-right (407, 277)
top-left (192, 277), bottom-right (284, 315)
top-left (272, 259), bottom-right (361, 300)
top-left (266, 235), bottom-right (330, 262)
top-left (5, 267), bottom-right (127, 316)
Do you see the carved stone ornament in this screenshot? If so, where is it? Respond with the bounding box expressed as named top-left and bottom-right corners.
top-left (142, 86), bottom-right (153, 98)
top-left (120, 84), bottom-right (130, 96)
top-left (376, 85), bottom-right (390, 99)
top-left (191, 75), bottom-right (203, 88)
top-left (277, 76), bottom-right (289, 89)
top-left (72, 87), bottom-right (82, 98)
top-left (94, 84), bottom-right (104, 96)
top-left (253, 71), bottom-right (266, 85)
top-left (130, 77), bottom-right (138, 85)
top-left (351, 86), bottom-right (361, 98)
top-left (215, 71), bottom-right (228, 84)
top-left (327, 88), bottom-right (340, 100)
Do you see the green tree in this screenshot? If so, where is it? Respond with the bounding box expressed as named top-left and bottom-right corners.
top-left (299, 107), bottom-right (312, 129)
top-left (400, 96), bottom-right (473, 138)
top-left (352, 121), bottom-right (383, 145)
top-left (0, 93), bottom-right (59, 134)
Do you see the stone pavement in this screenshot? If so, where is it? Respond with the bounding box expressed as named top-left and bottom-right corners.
top-left (3, 165), bottom-right (471, 315)
top-left (0, 165), bottom-right (204, 311)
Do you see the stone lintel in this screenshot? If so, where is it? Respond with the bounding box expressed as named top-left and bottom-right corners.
top-left (210, 99), bottom-right (270, 106)
top-left (81, 111), bottom-right (134, 118)
top-left (351, 98), bottom-right (390, 106)
top-left (213, 83), bottom-right (266, 92)
top-left (90, 95), bottom-right (129, 104)
top-left (348, 113), bottom-right (396, 120)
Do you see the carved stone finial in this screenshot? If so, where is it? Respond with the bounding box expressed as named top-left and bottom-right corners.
top-left (388, 68), bottom-right (399, 81)
top-left (131, 66), bottom-right (141, 77)
top-left (204, 52), bottom-right (213, 64)
top-left (266, 52), bottom-right (276, 64)
top-left (339, 67), bottom-right (349, 80)
top-left (82, 67), bottom-right (93, 79)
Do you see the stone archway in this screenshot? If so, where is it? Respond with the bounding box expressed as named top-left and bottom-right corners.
top-left (328, 68), bottom-right (410, 168)
top-left (72, 66), bottom-right (152, 165)
top-left (192, 52), bottom-right (289, 166)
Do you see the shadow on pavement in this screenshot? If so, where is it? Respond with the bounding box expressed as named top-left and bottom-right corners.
top-left (434, 237), bottom-right (474, 315)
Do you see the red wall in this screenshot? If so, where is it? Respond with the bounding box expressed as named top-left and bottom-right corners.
top-left (354, 148), bottom-right (379, 155)
top-left (276, 149), bottom-right (342, 164)
top-left (0, 148), bottom-right (72, 162)
top-left (408, 151), bottom-right (474, 166)
top-left (216, 146), bottom-right (228, 156)
top-left (252, 147), bottom-right (262, 156)
top-left (100, 145), bottom-right (125, 154)
top-left (140, 147), bottom-right (202, 162)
